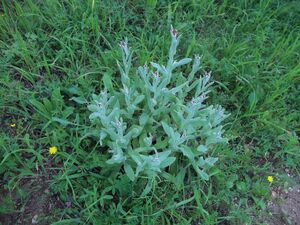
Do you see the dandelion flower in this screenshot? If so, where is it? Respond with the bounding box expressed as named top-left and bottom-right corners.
top-left (10, 123), bottom-right (16, 128)
top-left (49, 146), bottom-right (58, 155)
top-left (267, 176), bottom-right (273, 183)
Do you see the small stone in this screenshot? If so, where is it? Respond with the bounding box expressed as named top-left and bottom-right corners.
top-left (32, 214), bottom-right (38, 224)
top-left (66, 201), bottom-right (72, 208)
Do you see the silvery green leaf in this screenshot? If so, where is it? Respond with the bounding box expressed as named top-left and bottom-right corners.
top-left (87, 104), bottom-right (102, 112)
top-left (125, 125), bottom-right (143, 139)
top-left (132, 147), bottom-right (152, 153)
top-left (205, 157), bottom-right (218, 167)
top-left (107, 95), bottom-right (117, 106)
top-left (134, 95), bottom-right (145, 105)
top-left (124, 163), bottom-right (135, 181)
top-left (185, 117), bottom-right (207, 129)
top-left (197, 145), bottom-right (208, 153)
top-left (205, 135), bottom-right (223, 145)
top-left (52, 117), bottom-right (71, 126)
top-left (156, 150), bottom-right (171, 161)
top-left (154, 138), bottom-right (168, 149)
top-left (103, 73), bottom-right (114, 92)
top-left (139, 113), bottom-right (149, 126)
top-left (198, 170), bottom-right (209, 180)
top-left (195, 80), bottom-right (213, 97)
top-left (150, 62), bottom-right (167, 75)
top-left (89, 112), bottom-right (102, 120)
top-left (103, 128), bottom-right (119, 140)
top-left (106, 158), bottom-right (119, 164)
top-left (162, 122), bottom-right (175, 139)
top-left (198, 157), bottom-right (206, 168)
top-left (128, 150), bottom-right (142, 165)
top-left (132, 127), bottom-right (142, 138)
top-left (143, 136), bottom-right (152, 147)
top-left (187, 55), bottom-right (201, 82)
top-left (171, 111), bottom-right (182, 126)
top-left (138, 66), bottom-right (147, 77)
top-left (92, 93), bottom-right (100, 101)
top-left (168, 30), bottom-right (179, 65)
top-left (70, 97), bottom-right (87, 104)
top-left (140, 179), bottom-right (153, 197)
top-left (160, 157), bottom-right (176, 168)
top-left (186, 79), bottom-right (199, 92)
top-left (149, 156), bottom-right (161, 168)
top-left (106, 152), bottom-right (126, 164)
top-left (172, 58), bottom-right (192, 69)
top-left (108, 108), bottom-right (120, 120)
top-left (157, 77), bottom-right (170, 90)
top-left (179, 146), bottom-right (194, 160)
top-left (191, 162), bottom-right (209, 180)
top-left (67, 85), bottom-right (81, 95)
top-left (170, 82), bottom-right (188, 94)
top-left (100, 89), bottom-right (108, 102)
top-left (99, 131), bottom-right (107, 145)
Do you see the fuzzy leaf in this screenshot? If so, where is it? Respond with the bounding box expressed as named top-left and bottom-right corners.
top-left (103, 73), bottom-right (114, 92)
top-left (52, 117), bottom-right (71, 126)
top-left (205, 157), bottom-right (218, 167)
top-left (197, 145), bottom-right (208, 153)
top-left (89, 112), bottom-right (102, 120)
top-left (160, 157), bottom-right (176, 168)
top-left (172, 58), bottom-right (192, 69)
top-left (139, 113), bottom-right (150, 126)
top-left (134, 95), bottom-right (145, 105)
top-left (179, 146), bottom-right (194, 160)
top-left (141, 179), bottom-right (153, 197)
top-left (198, 170), bottom-right (209, 180)
top-left (70, 97), bottom-right (87, 104)
top-left (124, 163), bottom-right (135, 181)
top-left (151, 62), bottom-right (167, 75)
top-left (162, 122), bottom-right (174, 139)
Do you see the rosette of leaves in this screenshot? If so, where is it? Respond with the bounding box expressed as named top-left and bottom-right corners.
top-left (87, 26), bottom-right (228, 182)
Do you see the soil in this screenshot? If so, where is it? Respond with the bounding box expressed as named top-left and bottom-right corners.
top-left (0, 163), bottom-right (64, 225)
top-left (1, 167), bottom-right (299, 225)
top-left (263, 185), bottom-right (300, 225)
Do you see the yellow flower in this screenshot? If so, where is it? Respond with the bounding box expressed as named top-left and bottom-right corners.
top-left (10, 123), bottom-right (16, 128)
top-left (267, 176), bottom-right (273, 183)
top-left (49, 146), bottom-right (58, 155)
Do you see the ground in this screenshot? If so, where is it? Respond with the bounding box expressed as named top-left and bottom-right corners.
top-left (0, 0), bottom-right (299, 224)
top-left (265, 185), bottom-right (300, 225)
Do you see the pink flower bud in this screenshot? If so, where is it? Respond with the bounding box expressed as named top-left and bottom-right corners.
top-left (205, 71), bottom-right (212, 78)
top-left (144, 64), bottom-right (148, 71)
top-left (152, 71), bottom-right (160, 79)
top-left (119, 40), bottom-right (127, 48)
top-left (170, 25), bottom-right (178, 38)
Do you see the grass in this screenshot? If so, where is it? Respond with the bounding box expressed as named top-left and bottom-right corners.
top-left (0, 0), bottom-right (299, 224)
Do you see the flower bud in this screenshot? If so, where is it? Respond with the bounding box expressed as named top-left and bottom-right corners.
top-left (170, 25), bottom-right (178, 38)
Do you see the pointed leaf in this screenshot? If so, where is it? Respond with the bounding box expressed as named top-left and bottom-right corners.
top-left (197, 145), bottom-right (208, 153)
top-left (124, 163), bottom-right (135, 181)
top-left (70, 97), bottom-right (87, 104)
top-left (179, 146), bottom-right (194, 160)
top-left (160, 157), bottom-right (176, 168)
top-left (103, 73), bottom-right (114, 92)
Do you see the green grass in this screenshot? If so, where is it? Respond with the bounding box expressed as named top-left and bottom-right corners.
top-left (0, 0), bottom-right (299, 224)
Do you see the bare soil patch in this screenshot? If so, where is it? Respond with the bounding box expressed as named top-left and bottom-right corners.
top-left (0, 163), bottom-right (64, 225)
top-left (264, 185), bottom-right (300, 225)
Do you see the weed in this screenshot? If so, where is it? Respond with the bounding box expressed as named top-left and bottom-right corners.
top-left (0, 0), bottom-right (299, 224)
